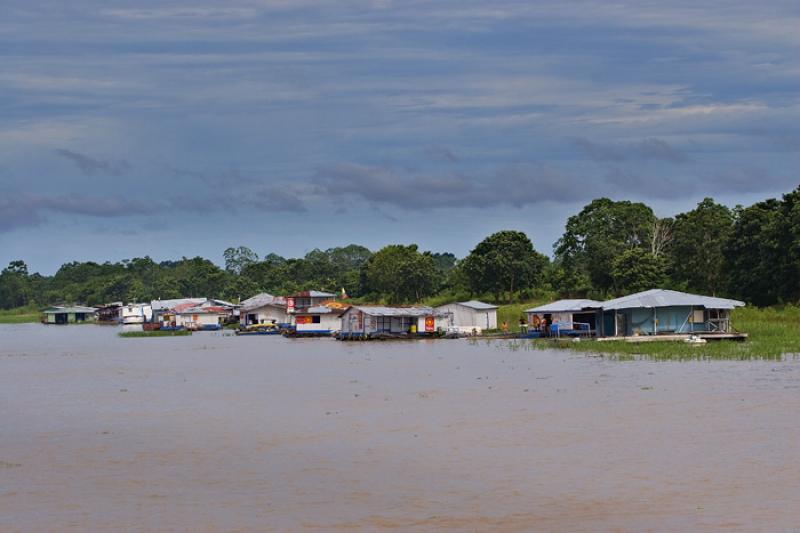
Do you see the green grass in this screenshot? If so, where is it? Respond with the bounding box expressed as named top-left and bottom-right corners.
top-left (522, 306), bottom-right (800, 360)
top-left (0, 306), bottom-right (40, 324)
top-left (118, 330), bottom-right (192, 338)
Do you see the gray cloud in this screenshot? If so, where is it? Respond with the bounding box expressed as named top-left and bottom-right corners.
top-left (55, 149), bottom-right (132, 176)
top-left (242, 187), bottom-right (307, 212)
top-left (425, 146), bottom-right (459, 163)
top-left (0, 193), bottom-right (159, 232)
top-left (166, 182), bottom-right (306, 213)
top-left (573, 137), bottom-right (689, 163)
top-left (313, 162), bottom-right (587, 210)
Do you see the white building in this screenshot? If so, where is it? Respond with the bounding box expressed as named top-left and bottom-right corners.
top-left (434, 300), bottom-right (498, 333)
top-left (339, 306), bottom-right (449, 338)
top-left (292, 305), bottom-right (343, 335)
top-left (174, 304), bottom-right (231, 330)
top-left (121, 303), bottom-right (153, 324)
top-left (239, 293), bottom-right (289, 326)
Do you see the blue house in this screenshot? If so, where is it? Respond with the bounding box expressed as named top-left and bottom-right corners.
top-left (526, 289), bottom-right (746, 338)
top-left (598, 289), bottom-right (745, 337)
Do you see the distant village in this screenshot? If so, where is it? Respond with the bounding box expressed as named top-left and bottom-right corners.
top-left (42, 288), bottom-right (747, 343)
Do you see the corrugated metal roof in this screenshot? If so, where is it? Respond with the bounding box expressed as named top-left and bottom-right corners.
top-left (151, 298), bottom-right (206, 310)
top-left (457, 300), bottom-right (499, 310)
top-left (43, 306), bottom-right (97, 314)
top-left (347, 306), bottom-right (434, 317)
top-left (241, 293), bottom-right (275, 307)
top-left (525, 299), bottom-right (603, 313)
top-left (241, 293), bottom-right (286, 311)
top-left (290, 290), bottom-right (336, 298)
top-left (207, 298), bottom-right (238, 308)
top-left (176, 305), bottom-right (230, 315)
top-left (601, 289), bottom-right (745, 310)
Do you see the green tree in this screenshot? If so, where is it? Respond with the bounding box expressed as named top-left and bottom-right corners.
top-left (611, 248), bottom-right (666, 294)
top-left (555, 198), bottom-right (656, 295)
top-left (461, 231), bottom-right (549, 302)
top-left (223, 246), bottom-right (259, 275)
top-left (0, 260), bottom-right (31, 309)
top-left (668, 198), bottom-right (733, 295)
top-left (362, 244), bottom-right (439, 303)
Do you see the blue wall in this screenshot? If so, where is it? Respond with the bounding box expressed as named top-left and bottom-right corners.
top-left (620, 306), bottom-right (706, 335)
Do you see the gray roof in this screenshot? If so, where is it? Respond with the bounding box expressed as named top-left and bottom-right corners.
top-left (240, 293), bottom-right (286, 311)
top-left (151, 298), bottom-right (206, 310)
top-left (601, 289), bottom-right (745, 311)
top-left (43, 306), bottom-right (97, 314)
top-left (525, 299), bottom-right (603, 313)
top-left (457, 300), bottom-right (499, 310)
top-left (208, 298), bottom-right (239, 308)
top-left (347, 306), bottom-right (434, 317)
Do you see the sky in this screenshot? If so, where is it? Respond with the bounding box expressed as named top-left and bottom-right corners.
top-left (1, 0), bottom-right (798, 274)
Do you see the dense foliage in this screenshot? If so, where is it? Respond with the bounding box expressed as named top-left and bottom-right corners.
top-left (2, 186), bottom-right (800, 309)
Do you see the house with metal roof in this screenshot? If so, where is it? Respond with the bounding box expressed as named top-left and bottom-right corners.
top-left (434, 300), bottom-right (498, 332)
top-left (41, 306), bottom-right (97, 324)
top-left (291, 304), bottom-right (346, 336)
top-left (174, 304), bottom-right (232, 331)
top-left (239, 293), bottom-right (289, 327)
top-left (524, 289), bottom-right (746, 339)
top-left (598, 289), bottom-right (745, 337)
top-left (338, 306), bottom-right (449, 339)
top-left (283, 290), bottom-right (342, 335)
top-left (525, 299), bottom-right (603, 336)
top-left (156, 298), bottom-right (238, 330)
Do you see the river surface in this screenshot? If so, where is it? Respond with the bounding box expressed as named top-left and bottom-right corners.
top-left (1, 323), bottom-right (799, 532)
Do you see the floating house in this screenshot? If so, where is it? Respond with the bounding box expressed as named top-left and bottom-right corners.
top-left (338, 306), bottom-right (448, 339)
top-left (96, 302), bottom-right (122, 323)
top-left (525, 299), bottom-right (603, 336)
top-left (599, 289), bottom-right (744, 337)
top-left (292, 305), bottom-right (343, 335)
top-left (286, 290), bottom-right (342, 335)
top-left (173, 302), bottom-right (232, 331)
top-left (239, 293), bottom-right (289, 327)
top-left (42, 306), bottom-right (97, 324)
top-left (526, 289), bottom-right (746, 339)
top-left (121, 303), bottom-right (153, 325)
top-left (434, 300), bottom-right (498, 333)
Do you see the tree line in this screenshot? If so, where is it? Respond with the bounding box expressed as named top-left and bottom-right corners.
top-left (2, 186), bottom-right (799, 309)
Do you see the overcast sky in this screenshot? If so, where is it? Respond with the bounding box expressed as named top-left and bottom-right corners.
top-left (1, 1), bottom-right (798, 274)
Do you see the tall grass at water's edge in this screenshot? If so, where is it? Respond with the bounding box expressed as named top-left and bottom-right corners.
top-left (510, 306), bottom-right (800, 360)
top-left (0, 306), bottom-right (40, 324)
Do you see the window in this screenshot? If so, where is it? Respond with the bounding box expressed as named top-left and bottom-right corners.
top-left (312, 315), bottom-right (321, 324)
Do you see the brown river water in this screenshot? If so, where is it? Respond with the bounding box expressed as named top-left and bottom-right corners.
top-left (1, 323), bottom-right (799, 532)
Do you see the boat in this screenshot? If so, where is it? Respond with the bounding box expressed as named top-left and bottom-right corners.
top-left (236, 323), bottom-right (281, 336)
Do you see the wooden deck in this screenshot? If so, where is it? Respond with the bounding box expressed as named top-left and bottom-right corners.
top-left (597, 332), bottom-right (748, 343)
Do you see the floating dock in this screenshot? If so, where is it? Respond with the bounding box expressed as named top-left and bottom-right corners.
top-left (597, 332), bottom-right (748, 343)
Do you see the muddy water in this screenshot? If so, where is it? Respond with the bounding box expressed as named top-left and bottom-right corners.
top-left (1, 324), bottom-right (799, 532)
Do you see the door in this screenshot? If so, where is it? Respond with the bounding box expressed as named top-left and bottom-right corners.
top-left (616, 312), bottom-right (627, 336)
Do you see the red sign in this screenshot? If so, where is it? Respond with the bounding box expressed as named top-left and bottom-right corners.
top-left (424, 316), bottom-right (435, 332)
top-left (287, 297), bottom-right (295, 312)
